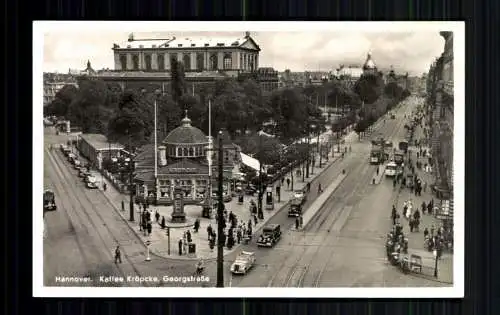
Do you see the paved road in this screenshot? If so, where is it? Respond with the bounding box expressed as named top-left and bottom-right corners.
top-left (217, 96), bottom-right (448, 287)
top-left (43, 128), bottom-right (213, 287)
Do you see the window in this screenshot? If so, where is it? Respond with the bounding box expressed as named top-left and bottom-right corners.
top-left (240, 54), bottom-right (243, 70)
top-left (223, 53), bottom-right (232, 70)
top-left (177, 147), bottom-right (182, 157)
top-left (196, 53), bottom-right (204, 71)
top-left (183, 148), bottom-right (188, 156)
top-left (189, 147), bottom-right (194, 156)
top-left (243, 55), bottom-right (247, 70)
top-left (157, 54), bottom-right (165, 70)
top-left (145, 54), bottom-right (152, 70)
top-left (183, 54), bottom-right (191, 70)
top-left (132, 55), bottom-right (139, 70)
top-left (209, 53), bottom-right (218, 70)
top-left (120, 55), bottom-right (127, 70)
top-left (171, 55), bottom-right (177, 64)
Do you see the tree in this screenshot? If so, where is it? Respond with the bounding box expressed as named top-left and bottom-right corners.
top-left (170, 58), bottom-right (187, 107)
top-left (354, 72), bottom-right (385, 104)
top-left (44, 84), bottom-right (78, 117)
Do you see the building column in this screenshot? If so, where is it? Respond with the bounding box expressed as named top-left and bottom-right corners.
top-left (165, 53), bottom-right (171, 70)
top-left (218, 52), bottom-right (224, 71)
top-left (190, 52), bottom-right (196, 71)
top-left (151, 52), bottom-right (158, 70)
top-left (126, 53), bottom-right (133, 70)
top-left (232, 51), bottom-right (238, 70)
top-left (193, 179), bottom-right (197, 200)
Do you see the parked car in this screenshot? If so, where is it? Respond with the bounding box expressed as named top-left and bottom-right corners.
top-left (257, 224), bottom-right (282, 247)
top-left (288, 199), bottom-right (302, 217)
top-left (73, 159), bottom-right (82, 169)
top-left (86, 176), bottom-right (99, 189)
top-left (67, 153), bottom-right (76, 164)
top-left (79, 168), bottom-right (91, 178)
top-left (230, 251), bottom-right (256, 275)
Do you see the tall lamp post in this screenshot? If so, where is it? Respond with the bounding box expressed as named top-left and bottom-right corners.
top-left (310, 123), bottom-right (316, 175)
top-left (153, 89), bottom-right (162, 206)
top-left (216, 130), bottom-right (225, 287)
top-left (257, 134), bottom-right (264, 220)
top-left (206, 99), bottom-right (214, 215)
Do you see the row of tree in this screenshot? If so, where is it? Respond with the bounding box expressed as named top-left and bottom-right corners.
top-left (44, 59), bottom-right (409, 152)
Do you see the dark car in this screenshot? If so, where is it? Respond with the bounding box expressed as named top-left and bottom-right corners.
top-left (288, 200), bottom-right (302, 217)
top-left (257, 224), bottom-right (281, 247)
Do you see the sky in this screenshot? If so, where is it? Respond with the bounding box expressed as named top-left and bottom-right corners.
top-left (41, 23), bottom-right (448, 76)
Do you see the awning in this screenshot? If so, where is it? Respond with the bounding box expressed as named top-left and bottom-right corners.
top-left (240, 152), bottom-right (261, 172)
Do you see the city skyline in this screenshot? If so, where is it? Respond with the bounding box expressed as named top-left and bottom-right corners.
top-left (42, 22), bottom-right (447, 76)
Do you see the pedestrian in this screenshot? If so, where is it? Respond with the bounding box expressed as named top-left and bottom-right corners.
top-left (114, 245), bottom-right (122, 264)
top-left (295, 217), bottom-right (300, 230)
top-left (286, 178), bottom-right (291, 190)
top-left (147, 221), bottom-right (152, 235)
top-left (376, 167), bottom-right (379, 175)
top-left (178, 239), bottom-right (183, 256)
top-left (299, 215), bottom-right (303, 228)
top-left (186, 230), bottom-right (192, 243)
top-left (161, 216), bottom-right (166, 229)
top-left (155, 210), bottom-right (160, 222)
top-left (421, 201), bottom-right (426, 214)
top-left (194, 218), bottom-right (200, 233)
top-left (281, 177), bottom-right (285, 185)
top-left (237, 228), bottom-right (242, 244)
top-left (121, 200), bottom-right (125, 211)
top-left (423, 181), bottom-right (427, 192)
top-left (206, 224), bottom-right (213, 240)
top-left (103, 182), bottom-right (107, 191)
top-left (253, 214), bottom-right (258, 226)
top-left (318, 182), bottom-right (323, 194)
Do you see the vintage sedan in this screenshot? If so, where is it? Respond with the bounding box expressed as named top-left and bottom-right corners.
top-left (293, 189), bottom-right (307, 205)
top-left (230, 251), bottom-right (256, 275)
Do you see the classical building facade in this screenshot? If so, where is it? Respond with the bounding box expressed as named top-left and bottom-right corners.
top-left (43, 73), bottom-right (78, 106)
top-left (426, 31), bottom-right (454, 223)
top-left (80, 32), bottom-right (278, 93)
top-left (133, 114), bottom-right (241, 205)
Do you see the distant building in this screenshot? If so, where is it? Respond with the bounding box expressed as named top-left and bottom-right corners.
top-left (43, 72), bottom-right (78, 106)
top-left (80, 32), bottom-right (278, 93)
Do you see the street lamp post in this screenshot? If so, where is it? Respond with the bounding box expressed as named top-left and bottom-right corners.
top-left (206, 99), bottom-right (214, 216)
top-left (317, 130), bottom-right (322, 168)
top-left (216, 130), bottom-right (225, 288)
top-left (257, 134), bottom-right (264, 220)
top-left (433, 249), bottom-right (439, 278)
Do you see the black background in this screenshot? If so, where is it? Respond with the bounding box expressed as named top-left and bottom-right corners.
top-left (4, 0), bottom-right (496, 314)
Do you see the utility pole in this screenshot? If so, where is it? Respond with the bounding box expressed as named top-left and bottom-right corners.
top-left (216, 130), bottom-right (224, 288)
top-left (257, 134), bottom-right (264, 220)
top-left (129, 134), bottom-right (135, 222)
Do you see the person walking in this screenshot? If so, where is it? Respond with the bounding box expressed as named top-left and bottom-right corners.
top-left (286, 178), bottom-right (291, 190)
top-left (114, 245), bottom-right (122, 264)
top-left (318, 182), bottom-right (323, 194)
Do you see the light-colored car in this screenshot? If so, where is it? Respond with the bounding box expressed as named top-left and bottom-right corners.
top-left (230, 251), bottom-right (256, 275)
top-left (73, 159), bottom-right (82, 169)
top-left (293, 190), bottom-right (307, 204)
top-left (86, 176), bottom-right (99, 189)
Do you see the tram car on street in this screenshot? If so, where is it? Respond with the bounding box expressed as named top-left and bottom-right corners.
top-left (43, 189), bottom-right (57, 212)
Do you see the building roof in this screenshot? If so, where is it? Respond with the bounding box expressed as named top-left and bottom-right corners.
top-left (158, 159), bottom-right (209, 175)
top-left (240, 152), bottom-right (261, 172)
top-left (79, 133), bottom-right (124, 151)
top-left (336, 66), bottom-right (363, 78)
top-left (92, 70), bottom-right (227, 79)
top-left (162, 113), bottom-right (208, 145)
top-left (113, 32), bottom-right (260, 51)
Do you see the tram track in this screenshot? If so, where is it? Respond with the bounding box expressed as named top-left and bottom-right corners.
top-left (263, 100), bottom-right (414, 288)
top-left (45, 148), bottom-right (147, 286)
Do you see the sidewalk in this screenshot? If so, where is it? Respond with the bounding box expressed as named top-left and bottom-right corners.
top-left (392, 122), bottom-right (453, 284)
top-left (97, 131), bottom-right (358, 261)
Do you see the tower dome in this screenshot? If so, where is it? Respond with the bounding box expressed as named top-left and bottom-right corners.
top-left (363, 51), bottom-right (377, 71)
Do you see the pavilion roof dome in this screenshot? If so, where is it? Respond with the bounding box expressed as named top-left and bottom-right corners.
top-left (162, 111), bottom-right (208, 145)
top-left (363, 51), bottom-right (377, 70)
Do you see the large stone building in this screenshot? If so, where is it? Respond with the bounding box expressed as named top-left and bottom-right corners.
top-left (426, 31), bottom-right (454, 224)
top-left (82, 32), bottom-right (278, 93)
top-left (43, 73), bottom-right (78, 106)
top-left (133, 113), bottom-right (241, 205)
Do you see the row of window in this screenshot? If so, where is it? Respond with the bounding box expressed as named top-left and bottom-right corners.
top-left (170, 146), bottom-right (205, 158)
top-left (158, 179), bottom-right (207, 186)
top-left (119, 52), bottom-right (258, 71)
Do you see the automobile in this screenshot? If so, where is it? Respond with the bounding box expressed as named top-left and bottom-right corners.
top-left (43, 189), bottom-right (57, 211)
top-left (384, 141), bottom-right (393, 148)
top-left (59, 144), bottom-right (70, 153)
top-left (390, 114), bottom-right (396, 119)
top-left (67, 153), bottom-right (76, 163)
top-left (230, 251), bottom-right (256, 275)
top-left (86, 176), bottom-right (99, 189)
top-left (385, 162), bottom-right (399, 177)
top-left (212, 191), bottom-right (232, 203)
top-left (73, 159), bottom-right (82, 169)
top-left (293, 189), bottom-right (307, 205)
top-left (288, 200), bottom-right (302, 217)
top-left (78, 168), bottom-right (91, 178)
top-left (257, 224), bottom-right (281, 247)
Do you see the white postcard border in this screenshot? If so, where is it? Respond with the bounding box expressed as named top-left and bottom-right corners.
top-left (33, 21), bottom-right (465, 298)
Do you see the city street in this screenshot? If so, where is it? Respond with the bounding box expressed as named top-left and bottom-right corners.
top-left (40, 27), bottom-right (456, 292)
top-left (222, 96), bottom-right (450, 287)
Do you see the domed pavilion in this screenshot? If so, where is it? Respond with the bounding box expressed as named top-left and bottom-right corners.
top-left (134, 111), bottom-right (241, 205)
